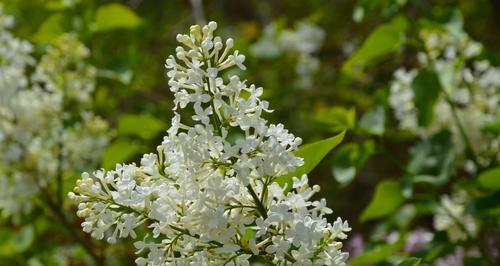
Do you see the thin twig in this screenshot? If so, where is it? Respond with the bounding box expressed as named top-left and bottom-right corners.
top-left (246, 184), bottom-right (268, 219)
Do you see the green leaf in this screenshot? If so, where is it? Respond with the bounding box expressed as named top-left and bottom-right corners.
top-left (418, 8), bottom-right (464, 36)
top-left (0, 225), bottom-right (35, 256)
top-left (398, 257), bottom-right (422, 266)
top-left (45, 0), bottom-right (80, 10)
top-left (117, 114), bottom-right (166, 140)
top-left (436, 8), bottom-right (464, 36)
top-left (97, 68), bottom-right (133, 85)
top-left (331, 140), bottom-right (375, 185)
top-left (276, 131), bottom-right (345, 189)
top-left (240, 228), bottom-right (254, 249)
top-left (350, 241), bottom-right (403, 266)
top-left (94, 3), bottom-right (142, 32)
top-left (474, 191), bottom-right (500, 217)
top-left (11, 226), bottom-right (34, 253)
top-left (32, 13), bottom-right (65, 43)
top-left (359, 105), bottom-right (385, 135)
top-left (435, 59), bottom-right (457, 92)
top-left (101, 138), bottom-right (145, 169)
top-left (309, 107), bottom-right (356, 132)
top-left (360, 180), bottom-right (404, 222)
top-left (409, 131), bottom-right (455, 186)
top-left (411, 70), bottom-right (442, 127)
top-left (478, 167), bottom-right (500, 190)
top-left (342, 15), bottom-right (408, 76)
top-left (482, 120), bottom-right (500, 135)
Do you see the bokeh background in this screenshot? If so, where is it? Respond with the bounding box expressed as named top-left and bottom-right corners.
top-left (1, 0), bottom-right (499, 265)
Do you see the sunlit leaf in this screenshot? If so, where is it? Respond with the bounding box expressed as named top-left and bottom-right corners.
top-left (101, 138), bottom-right (145, 169)
top-left (32, 13), bottom-right (65, 43)
top-left (360, 180), bottom-right (404, 222)
top-left (310, 106), bottom-right (356, 132)
top-left (478, 167), bottom-right (500, 190)
top-left (117, 114), bottom-right (166, 140)
top-left (276, 131), bottom-right (345, 189)
top-left (240, 228), bottom-right (254, 249)
top-left (45, 0), bottom-right (81, 10)
top-left (94, 3), bottom-right (142, 32)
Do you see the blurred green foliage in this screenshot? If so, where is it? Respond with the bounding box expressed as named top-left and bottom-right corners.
top-left (1, 0), bottom-right (499, 265)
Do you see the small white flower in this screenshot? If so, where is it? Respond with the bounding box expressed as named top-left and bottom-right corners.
top-left (265, 236), bottom-right (291, 258)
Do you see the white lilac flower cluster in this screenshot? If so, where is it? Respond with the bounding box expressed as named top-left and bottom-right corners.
top-left (250, 21), bottom-right (325, 89)
top-left (433, 190), bottom-right (479, 243)
top-left (389, 28), bottom-right (500, 169)
top-left (69, 21), bottom-right (350, 265)
top-left (0, 6), bottom-right (108, 218)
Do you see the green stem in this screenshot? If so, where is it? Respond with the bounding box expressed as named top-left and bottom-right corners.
top-left (246, 184), bottom-right (267, 219)
top-left (56, 129), bottom-right (64, 208)
top-left (210, 99), bottom-right (223, 136)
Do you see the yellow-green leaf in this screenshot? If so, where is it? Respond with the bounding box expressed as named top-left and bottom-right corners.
top-left (342, 15), bottom-right (408, 76)
top-left (32, 13), bottom-right (65, 43)
top-left (310, 106), bottom-right (356, 132)
top-left (101, 138), bottom-right (144, 169)
top-left (360, 180), bottom-right (404, 222)
top-left (94, 3), bottom-right (142, 32)
top-left (478, 167), bottom-right (500, 190)
top-left (117, 114), bottom-right (166, 140)
top-left (276, 131), bottom-right (345, 189)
